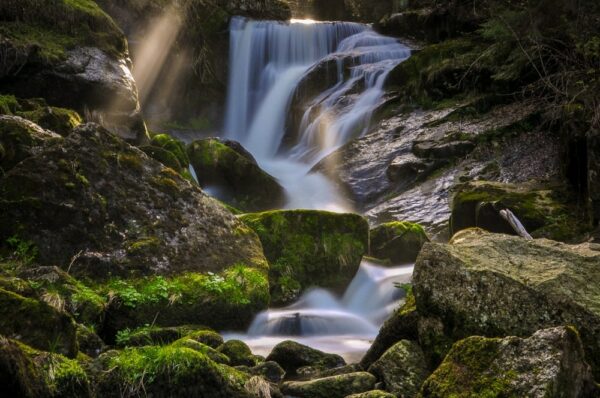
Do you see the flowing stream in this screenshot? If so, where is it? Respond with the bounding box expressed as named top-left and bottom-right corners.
top-left (221, 17), bottom-right (412, 361)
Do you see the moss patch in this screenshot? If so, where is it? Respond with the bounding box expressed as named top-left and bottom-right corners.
top-left (370, 221), bottom-right (429, 263)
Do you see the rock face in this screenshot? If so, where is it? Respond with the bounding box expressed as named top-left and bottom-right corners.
top-left (188, 138), bottom-right (285, 212)
top-left (0, 0), bottom-right (147, 142)
top-left (368, 340), bottom-right (428, 397)
top-left (240, 210), bottom-right (369, 304)
top-left (0, 123), bottom-right (267, 280)
top-left (370, 221), bottom-right (429, 263)
top-left (413, 228), bottom-right (600, 378)
top-left (420, 327), bottom-right (599, 398)
top-left (266, 340), bottom-right (345, 376)
top-left (281, 372), bottom-right (377, 398)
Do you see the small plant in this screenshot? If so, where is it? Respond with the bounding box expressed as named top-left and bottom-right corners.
top-left (6, 235), bottom-right (38, 264)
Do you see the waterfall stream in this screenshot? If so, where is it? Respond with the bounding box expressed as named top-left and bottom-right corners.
top-left (222, 17), bottom-right (412, 361)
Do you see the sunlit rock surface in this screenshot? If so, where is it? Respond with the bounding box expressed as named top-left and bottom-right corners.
top-left (413, 228), bottom-right (600, 378)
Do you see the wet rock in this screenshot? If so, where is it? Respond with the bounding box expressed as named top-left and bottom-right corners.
top-left (0, 115), bottom-right (62, 172)
top-left (188, 138), bottom-right (285, 212)
top-left (420, 327), bottom-right (599, 398)
top-left (266, 340), bottom-right (346, 376)
top-left (386, 153), bottom-right (444, 184)
top-left (450, 180), bottom-right (584, 242)
top-left (369, 221), bottom-right (429, 263)
top-left (413, 228), bottom-right (600, 378)
top-left (361, 290), bottom-right (419, 368)
top-left (0, 337), bottom-right (91, 398)
top-left (368, 340), bottom-right (428, 397)
top-left (241, 210), bottom-right (369, 304)
top-left (412, 139), bottom-right (475, 160)
top-left (0, 123), bottom-right (267, 280)
top-left (281, 372), bottom-right (377, 398)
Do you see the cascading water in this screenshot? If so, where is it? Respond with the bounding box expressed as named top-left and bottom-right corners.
top-left (222, 17), bottom-right (413, 361)
top-left (224, 17), bottom-right (411, 210)
top-left (224, 261), bottom-right (413, 362)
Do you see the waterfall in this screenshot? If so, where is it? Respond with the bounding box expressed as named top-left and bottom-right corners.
top-left (223, 17), bottom-right (411, 210)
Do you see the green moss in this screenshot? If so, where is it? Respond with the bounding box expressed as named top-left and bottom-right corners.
top-left (370, 221), bottom-right (429, 263)
top-left (172, 338), bottom-right (230, 364)
top-left (151, 134), bottom-right (190, 168)
top-left (419, 336), bottom-right (518, 397)
top-left (115, 324), bottom-right (210, 348)
top-left (97, 344), bottom-right (250, 397)
top-left (240, 210), bottom-right (369, 305)
top-left (0, 95), bottom-right (21, 115)
top-left (217, 339), bottom-right (258, 367)
top-left (126, 237), bottom-right (160, 254)
top-left (0, 288), bottom-right (78, 357)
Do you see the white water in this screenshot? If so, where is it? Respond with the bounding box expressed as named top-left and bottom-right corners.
top-left (224, 17), bottom-right (411, 211)
top-left (224, 261), bottom-right (413, 363)
top-left (222, 17), bottom-right (413, 362)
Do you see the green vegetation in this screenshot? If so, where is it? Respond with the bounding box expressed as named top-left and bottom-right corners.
top-left (370, 221), bottom-right (429, 263)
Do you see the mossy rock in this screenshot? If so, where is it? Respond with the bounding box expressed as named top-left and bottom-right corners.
top-left (281, 372), bottom-right (377, 398)
top-left (370, 221), bottom-right (429, 263)
top-left (0, 123), bottom-right (268, 282)
top-left (450, 180), bottom-right (588, 242)
top-left (102, 265), bottom-right (269, 342)
top-left (95, 343), bottom-right (255, 397)
top-left (419, 327), bottom-right (598, 397)
top-left (0, 96), bottom-right (83, 136)
top-left (346, 391), bottom-right (396, 398)
top-left (241, 210), bottom-right (369, 304)
top-left (217, 339), bottom-right (259, 367)
top-left (184, 329), bottom-right (224, 349)
top-left (187, 138), bottom-right (285, 212)
top-left (266, 340), bottom-right (345, 376)
top-left (17, 266), bottom-right (106, 327)
top-left (368, 340), bottom-right (429, 397)
top-left (0, 337), bottom-right (91, 398)
top-left (0, 288), bottom-right (78, 358)
top-left (114, 324), bottom-right (212, 348)
top-left (172, 338), bottom-right (230, 365)
top-left (151, 133), bottom-right (189, 168)
top-left (140, 145), bottom-right (183, 172)
top-left (76, 324), bottom-right (106, 358)
top-left (360, 288), bottom-right (419, 368)
top-left (0, 115), bottom-right (62, 172)
top-left (413, 228), bottom-right (600, 378)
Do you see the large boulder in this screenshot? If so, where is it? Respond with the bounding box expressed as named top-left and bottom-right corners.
top-left (0, 288), bottom-right (78, 357)
top-left (266, 340), bottom-right (345, 376)
top-left (369, 221), bottom-right (429, 263)
top-left (281, 372), bottom-right (377, 398)
top-left (0, 123), bottom-right (267, 280)
top-left (450, 180), bottom-right (584, 242)
top-left (241, 210), bottom-right (369, 304)
top-left (420, 327), bottom-right (599, 397)
top-left (413, 228), bottom-right (600, 378)
top-left (188, 138), bottom-right (285, 212)
top-left (367, 340), bottom-right (429, 397)
top-left (0, 0), bottom-right (147, 142)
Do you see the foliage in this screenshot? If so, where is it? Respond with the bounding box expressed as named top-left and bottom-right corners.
top-left (5, 235), bottom-right (38, 264)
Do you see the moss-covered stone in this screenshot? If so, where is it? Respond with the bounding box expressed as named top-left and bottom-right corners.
top-left (346, 391), bottom-right (396, 398)
top-left (184, 329), bottom-right (224, 349)
top-left (0, 337), bottom-right (91, 398)
top-left (114, 324), bottom-right (211, 347)
top-left (241, 209), bottom-right (369, 304)
top-left (0, 123), bottom-right (268, 282)
top-left (413, 228), bottom-right (600, 378)
top-left (281, 372), bottom-right (377, 398)
top-left (266, 340), bottom-right (345, 377)
top-left (0, 96), bottom-right (82, 136)
top-left (172, 338), bottom-right (230, 365)
top-left (370, 221), bottom-right (429, 263)
top-left (76, 323), bottom-right (106, 357)
top-left (0, 115), bottom-right (62, 172)
top-left (95, 343), bottom-right (254, 397)
top-left (187, 138), bottom-right (285, 212)
top-left (0, 288), bottom-right (78, 357)
top-left (368, 340), bottom-right (429, 397)
top-left (419, 327), bottom-right (598, 397)
top-left (151, 133), bottom-right (189, 168)
top-left (450, 180), bottom-right (587, 242)
top-left (103, 265), bottom-right (270, 341)
top-left (217, 339), bottom-right (259, 367)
